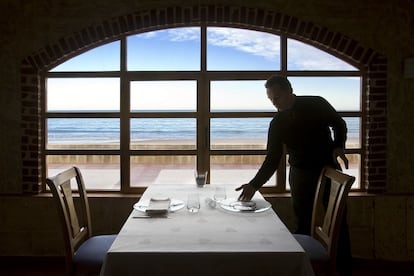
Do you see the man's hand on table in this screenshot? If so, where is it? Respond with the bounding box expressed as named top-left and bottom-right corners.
top-left (235, 184), bottom-right (256, 201)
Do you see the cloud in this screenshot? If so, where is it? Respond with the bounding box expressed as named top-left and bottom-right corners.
top-left (164, 27), bottom-right (279, 61)
top-left (288, 39), bottom-right (355, 70)
top-left (141, 27), bottom-right (355, 70)
top-left (167, 27), bottom-right (200, 41)
top-left (207, 27), bottom-right (279, 61)
top-left (139, 31), bottom-right (158, 39)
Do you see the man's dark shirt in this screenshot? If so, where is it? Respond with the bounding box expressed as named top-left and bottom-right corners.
top-left (249, 95), bottom-right (347, 189)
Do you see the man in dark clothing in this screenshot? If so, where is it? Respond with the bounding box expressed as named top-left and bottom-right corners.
top-left (236, 75), bottom-right (351, 274)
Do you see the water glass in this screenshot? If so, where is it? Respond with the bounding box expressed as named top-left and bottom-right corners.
top-left (214, 187), bottom-right (227, 202)
top-left (195, 171), bottom-right (208, 187)
top-left (187, 193), bottom-right (200, 213)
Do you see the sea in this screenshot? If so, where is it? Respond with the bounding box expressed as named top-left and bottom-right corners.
top-left (47, 113), bottom-right (360, 144)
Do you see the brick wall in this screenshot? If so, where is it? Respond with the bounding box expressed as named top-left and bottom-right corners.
top-left (20, 4), bottom-right (387, 193)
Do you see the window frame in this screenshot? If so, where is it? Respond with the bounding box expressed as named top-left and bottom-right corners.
top-left (42, 26), bottom-right (364, 194)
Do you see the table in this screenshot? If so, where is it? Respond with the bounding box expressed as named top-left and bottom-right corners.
top-left (100, 184), bottom-right (314, 276)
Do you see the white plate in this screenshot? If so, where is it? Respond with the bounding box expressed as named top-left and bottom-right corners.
top-left (219, 198), bottom-right (272, 213)
top-left (133, 199), bottom-right (185, 213)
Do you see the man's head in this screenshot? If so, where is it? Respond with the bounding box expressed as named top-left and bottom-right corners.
top-left (265, 75), bottom-right (295, 111)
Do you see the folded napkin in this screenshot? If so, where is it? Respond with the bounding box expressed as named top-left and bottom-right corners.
top-left (145, 197), bottom-right (171, 216)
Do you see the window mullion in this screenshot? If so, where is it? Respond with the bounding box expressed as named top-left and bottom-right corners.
top-left (277, 34), bottom-right (288, 191)
top-left (281, 34), bottom-right (288, 74)
top-left (120, 37), bottom-right (130, 192)
top-left (197, 25), bottom-right (210, 181)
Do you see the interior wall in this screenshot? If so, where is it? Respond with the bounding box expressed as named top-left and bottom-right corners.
top-left (0, 0), bottom-right (414, 261)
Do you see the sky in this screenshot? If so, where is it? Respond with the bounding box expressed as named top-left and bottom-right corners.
top-left (48, 27), bottom-right (360, 112)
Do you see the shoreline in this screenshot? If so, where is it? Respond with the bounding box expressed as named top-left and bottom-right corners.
top-left (47, 137), bottom-right (360, 147)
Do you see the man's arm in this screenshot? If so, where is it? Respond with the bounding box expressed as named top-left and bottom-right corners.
top-left (248, 120), bottom-right (284, 189)
top-left (333, 147), bottom-right (349, 170)
top-left (320, 97), bottom-right (349, 169)
top-left (236, 120), bottom-right (284, 201)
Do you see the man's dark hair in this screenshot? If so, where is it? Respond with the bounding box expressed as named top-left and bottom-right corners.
top-left (264, 75), bottom-right (292, 92)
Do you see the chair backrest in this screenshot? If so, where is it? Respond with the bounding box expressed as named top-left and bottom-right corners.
top-left (311, 166), bottom-right (355, 265)
top-left (46, 167), bottom-right (92, 269)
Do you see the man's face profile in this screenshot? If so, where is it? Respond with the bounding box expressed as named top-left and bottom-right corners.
top-left (266, 85), bottom-right (292, 111)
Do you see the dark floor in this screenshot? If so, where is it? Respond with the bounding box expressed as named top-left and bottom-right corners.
top-left (0, 257), bottom-right (413, 276)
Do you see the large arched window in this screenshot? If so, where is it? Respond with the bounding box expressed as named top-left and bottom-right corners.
top-left (44, 26), bottom-right (362, 193)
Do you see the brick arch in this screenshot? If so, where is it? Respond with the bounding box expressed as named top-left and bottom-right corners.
top-left (20, 4), bottom-right (387, 193)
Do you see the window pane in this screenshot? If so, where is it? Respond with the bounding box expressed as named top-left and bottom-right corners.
top-left (50, 41), bottom-right (120, 71)
top-left (210, 118), bottom-right (270, 150)
top-left (47, 155), bottom-right (120, 190)
top-left (207, 27), bottom-right (280, 70)
top-left (127, 27), bottom-right (200, 71)
top-left (289, 77), bottom-right (361, 111)
top-left (130, 156), bottom-right (196, 186)
top-left (346, 154), bottom-right (361, 189)
top-left (131, 118), bottom-right (196, 150)
top-left (47, 78), bottom-right (120, 111)
top-left (131, 81), bottom-right (196, 111)
top-left (210, 155), bottom-right (275, 186)
top-left (287, 39), bottom-right (357, 70)
top-left (211, 81), bottom-right (275, 111)
top-left (345, 117), bottom-right (361, 149)
top-left (47, 118), bottom-right (120, 150)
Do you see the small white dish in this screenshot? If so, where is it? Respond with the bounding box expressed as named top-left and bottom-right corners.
top-left (134, 198), bottom-right (185, 213)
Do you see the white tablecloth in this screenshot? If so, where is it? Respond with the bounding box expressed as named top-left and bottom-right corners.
top-left (101, 184), bottom-right (314, 276)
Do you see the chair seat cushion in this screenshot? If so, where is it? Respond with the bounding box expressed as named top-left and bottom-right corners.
top-left (293, 234), bottom-right (329, 261)
top-left (73, 234), bottom-right (117, 266)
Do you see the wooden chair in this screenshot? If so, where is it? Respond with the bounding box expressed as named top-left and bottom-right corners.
top-left (46, 167), bottom-right (116, 276)
top-left (293, 166), bottom-right (355, 276)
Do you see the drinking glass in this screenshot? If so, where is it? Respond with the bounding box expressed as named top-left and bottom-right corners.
top-left (194, 171), bottom-right (208, 187)
top-left (214, 187), bottom-right (226, 202)
top-left (187, 193), bottom-right (200, 213)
